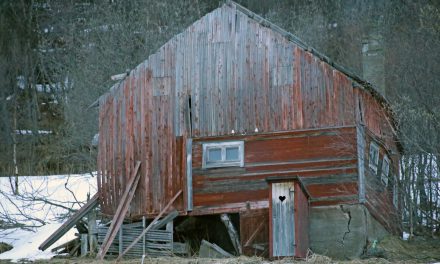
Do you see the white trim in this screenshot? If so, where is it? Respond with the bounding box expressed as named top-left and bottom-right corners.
top-left (369, 141), bottom-right (379, 173)
top-left (186, 138), bottom-right (193, 211)
top-left (202, 141), bottom-right (244, 168)
top-left (356, 126), bottom-right (366, 203)
top-left (381, 155), bottom-right (390, 186)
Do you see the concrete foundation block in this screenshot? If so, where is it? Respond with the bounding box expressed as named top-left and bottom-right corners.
top-left (309, 204), bottom-right (388, 259)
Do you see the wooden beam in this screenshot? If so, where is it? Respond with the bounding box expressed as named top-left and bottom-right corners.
top-left (244, 221), bottom-right (264, 247)
top-left (116, 190), bottom-right (182, 261)
top-left (39, 193), bottom-right (99, 251)
top-left (97, 161), bottom-right (142, 260)
top-left (150, 209), bottom-right (179, 230)
top-left (220, 214), bottom-right (242, 255)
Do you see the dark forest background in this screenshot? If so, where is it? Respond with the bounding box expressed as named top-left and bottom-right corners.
top-left (0, 0), bottom-right (439, 235)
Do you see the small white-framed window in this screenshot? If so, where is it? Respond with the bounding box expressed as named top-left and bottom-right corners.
top-left (393, 175), bottom-right (398, 208)
top-left (369, 142), bottom-right (379, 173)
top-left (381, 155), bottom-right (390, 186)
top-left (202, 141), bottom-right (244, 168)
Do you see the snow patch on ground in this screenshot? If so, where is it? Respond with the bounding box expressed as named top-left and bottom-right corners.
top-left (0, 173), bottom-right (97, 261)
top-left (0, 224), bottom-right (76, 261)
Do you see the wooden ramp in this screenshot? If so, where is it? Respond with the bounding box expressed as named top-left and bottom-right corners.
top-left (39, 193), bottom-right (99, 251)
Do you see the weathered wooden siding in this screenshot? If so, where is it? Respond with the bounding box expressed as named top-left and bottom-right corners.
top-left (98, 67), bottom-right (185, 218)
top-left (191, 127), bottom-right (358, 215)
top-left (354, 87), bottom-right (398, 153)
top-left (363, 134), bottom-right (400, 234)
top-left (354, 87), bottom-right (401, 233)
top-left (97, 3), bottom-right (396, 218)
top-left (239, 209), bottom-right (269, 257)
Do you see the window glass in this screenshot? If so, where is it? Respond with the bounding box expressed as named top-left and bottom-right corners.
top-left (369, 142), bottom-right (379, 173)
top-left (202, 141), bottom-right (244, 168)
top-left (226, 147), bottom-right (239, 161)
top-left (381, 156), bottom-right (390, 186)
top-left (208, 148), bottom-right (222, 162)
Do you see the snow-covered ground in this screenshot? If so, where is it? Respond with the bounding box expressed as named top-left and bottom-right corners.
top-left (0, 173), bottom-right (97, 261)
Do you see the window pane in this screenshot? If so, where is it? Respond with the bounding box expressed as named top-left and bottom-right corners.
top-left (369, 143), bottom-right (379, 173)
top-left (208, 148), bottom-right (222, 162)
top-left (226, 147), bottom-right (239, 161)
top-left (381, 157), bottom-right (390, 186)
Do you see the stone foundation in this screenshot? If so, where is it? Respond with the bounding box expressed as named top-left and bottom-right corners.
top-left (309, 204), bottom-right (388, 259)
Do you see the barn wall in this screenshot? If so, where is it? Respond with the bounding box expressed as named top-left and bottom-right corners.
top-left (191, 126), bottom-right (358, 215)
top-left (98, 66), bottom-right (185, 218)
top-left (363, 133), bottom-right (400, 233)
top-left (354, 87), bottom-right (398, 153)
top-left (239, 209), bottom-right (269, 257)
top-left (97, 3), bottom-right (397, 218)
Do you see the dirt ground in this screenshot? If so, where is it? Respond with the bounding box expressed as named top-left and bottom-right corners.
top-left (2, 235), bottom-right (440, 264)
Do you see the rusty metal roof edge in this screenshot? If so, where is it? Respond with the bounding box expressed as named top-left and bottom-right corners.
top-left (227, 0), bottom-right (391, 109)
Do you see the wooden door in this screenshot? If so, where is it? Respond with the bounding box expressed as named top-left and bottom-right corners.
top-left (271, 182), bottom-right (295, 257)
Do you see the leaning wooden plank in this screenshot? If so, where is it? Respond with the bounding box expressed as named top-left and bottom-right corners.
top-left (220, 213), bottom-right (241, 255)
top-left (116, 190), bottom-right (182, 261)
top-left (150, 209), bottom-right (179, 230)
top-left (39, 193), bottom-right (99, 251)
top-left (97, 161), bottom-right (142, 259)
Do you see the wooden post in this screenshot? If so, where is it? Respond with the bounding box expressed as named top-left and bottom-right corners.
top-left (142, 216), bottom-right (146, 256)
top-left (119, 226), bottom-right (123, 256)
top-left (81, 234), bottom-right (88, 256)
top-left (88, 209), bottom-right (97, 253)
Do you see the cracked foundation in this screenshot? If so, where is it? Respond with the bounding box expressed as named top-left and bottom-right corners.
top-left (309, 204), bottom-right (388, 259)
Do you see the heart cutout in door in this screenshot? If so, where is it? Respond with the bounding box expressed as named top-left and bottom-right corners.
top-left (279, 195), bottom-right (286, 202)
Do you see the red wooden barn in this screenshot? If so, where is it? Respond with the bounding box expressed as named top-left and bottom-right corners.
top-left (96, 1), bottom-right (401, 259)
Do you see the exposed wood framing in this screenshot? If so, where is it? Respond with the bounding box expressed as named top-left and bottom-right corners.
top-left (39, 193), bottom-right (99, 251)
top-left (97, 161), bottom-right (142, 259)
